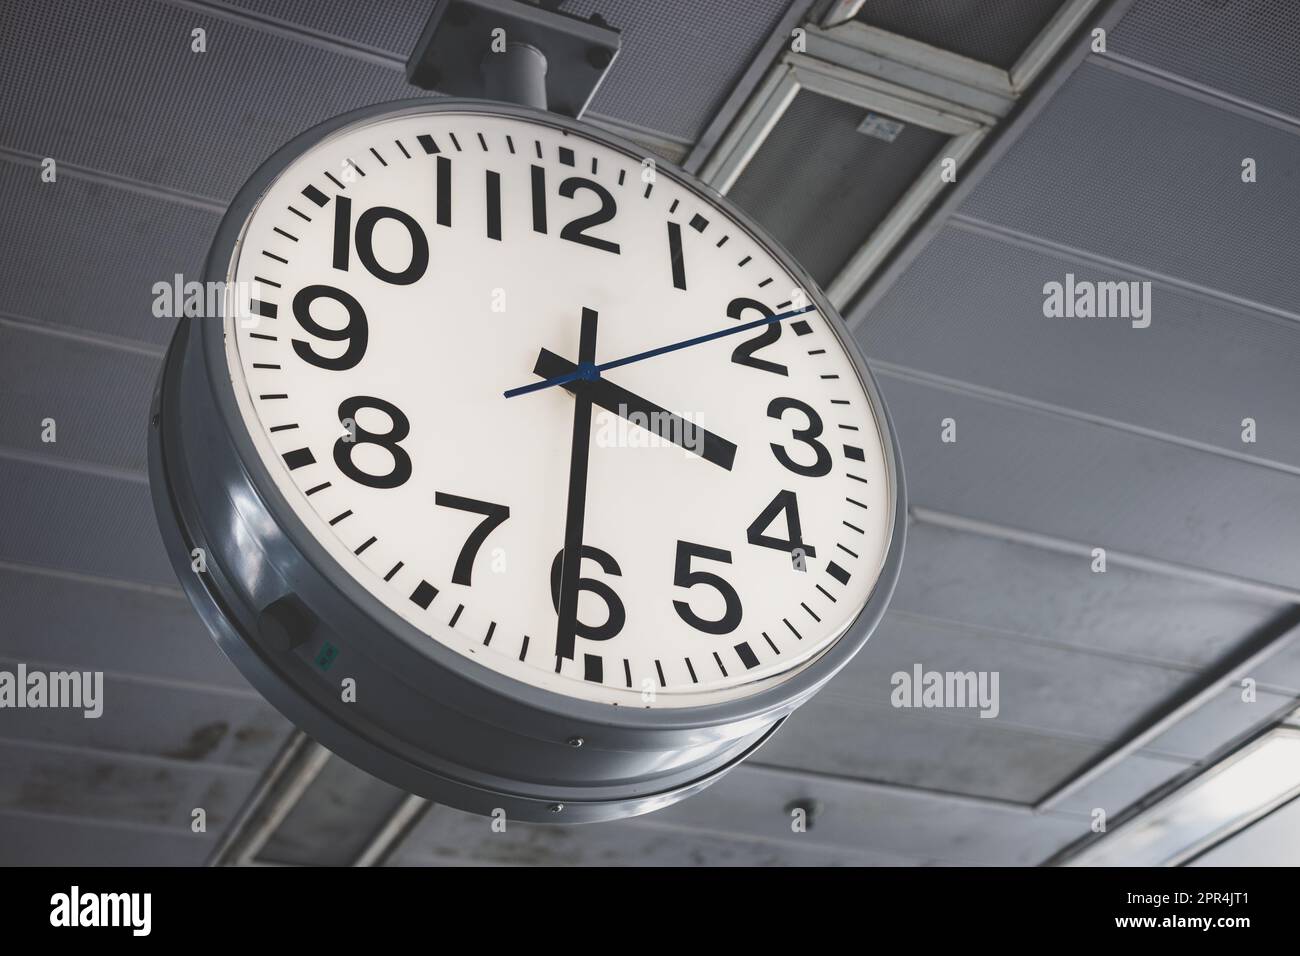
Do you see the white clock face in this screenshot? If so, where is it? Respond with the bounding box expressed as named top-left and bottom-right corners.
top-left (221, 105), bottom-right (894, 708)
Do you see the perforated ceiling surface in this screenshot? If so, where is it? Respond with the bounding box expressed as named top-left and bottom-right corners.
top-left (1110, 0), bottom-right (1300, 122)
top-left (853, 0), bottom-right (1068, 69)
top-left (2, 0), bottom-right (1299, 867)
top-left (959, 61), bottom-right (1300, 318)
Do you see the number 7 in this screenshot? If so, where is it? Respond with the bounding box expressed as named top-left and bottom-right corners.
top-left (435, 492), bottom-right (510, 586)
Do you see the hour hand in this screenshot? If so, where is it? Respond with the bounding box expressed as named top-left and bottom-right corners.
top-left (534, 350), bottom-right (737, 471)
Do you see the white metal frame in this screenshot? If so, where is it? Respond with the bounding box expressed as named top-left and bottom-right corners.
top-left (818, 0), bottom-right (1103, 95)
top-left (701, 52), bottom-right (992, 307)
top-left (698, 0), bottom-right (1103, 310)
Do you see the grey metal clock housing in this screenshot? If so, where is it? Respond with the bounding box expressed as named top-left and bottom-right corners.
top-left (149, 98), bottom-right (907, 824)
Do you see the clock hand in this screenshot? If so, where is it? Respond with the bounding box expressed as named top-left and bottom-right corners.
top-left (503, 304), bottom-right (817, 399)
top-left (534, 349), bottom-right (736, 471)
top-left (555, 307), bottom-right (599, 663)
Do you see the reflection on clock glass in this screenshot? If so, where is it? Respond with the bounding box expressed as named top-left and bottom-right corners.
top-left (222, 107), bottom-right (893, 707)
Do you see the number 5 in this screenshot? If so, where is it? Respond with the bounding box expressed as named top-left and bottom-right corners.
top-left (673, 541), bottom-right (743, 635)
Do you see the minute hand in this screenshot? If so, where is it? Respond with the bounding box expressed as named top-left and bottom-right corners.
top-left (503, 304), bottom-right (817, 399)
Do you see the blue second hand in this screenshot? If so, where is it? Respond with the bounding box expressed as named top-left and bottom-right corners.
top-left (503, 304), bottom-right (817, 398)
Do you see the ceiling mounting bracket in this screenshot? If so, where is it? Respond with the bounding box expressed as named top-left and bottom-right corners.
top-left (405, 0), bottom-right (621, 118)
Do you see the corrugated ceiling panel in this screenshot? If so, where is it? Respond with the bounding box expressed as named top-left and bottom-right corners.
top-left (392, 803), bottom-right (913, 866)
top-left (0, 740), bottom-right (252, 833)
top-left (220, 0), bottom-right (431, 54)
top-left (960, 62), bottom-right (1300, 316)
top-left (0, 159), bottom-right (216, 345)
top-left (859, 224), bottom-right (1300, 472)
top-left (0, 459), bottom-right (174, 585)
top-left (1111, 0), bottom-right (1300, 122)
top-left (0, 811), bottom-right (213, 865)
top-left (875, 374), bottom-right (1300, 591)
top-left (834, 613), bottom-right (1191, 742)
top-left (890, 523), bottom-right (1283, 670)
top-left (761, 696), bottom-right (1101, 803)
top-left (0, 0), bottom-right (415, 201)
top-left (656, 764), bottom-right (1087, 865)
top-left (0, 567), bottom-right (245, 689)
top-left (0, 674), bottom-right (287, 770)
top-left (0, 326), bottom-right (157, 474)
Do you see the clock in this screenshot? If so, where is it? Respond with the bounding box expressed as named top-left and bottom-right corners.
top-left (150, 99), bottom-right (906, 823)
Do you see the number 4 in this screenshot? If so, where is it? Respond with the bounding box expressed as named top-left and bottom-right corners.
top-left (747, 490), bottom-right (816, 563)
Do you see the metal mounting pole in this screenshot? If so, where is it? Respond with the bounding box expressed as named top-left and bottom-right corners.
top-left (405, 0), bottom-right (620, 118)
top-left (482, 41), bottom-right (549, 110)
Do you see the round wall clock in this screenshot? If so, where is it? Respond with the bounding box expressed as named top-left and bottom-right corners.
top-left (150, 99), bottom-right (906, 823)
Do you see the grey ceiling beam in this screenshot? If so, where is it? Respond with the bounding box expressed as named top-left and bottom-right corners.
top-left (681, 0), bottom-right (823, 175)
top-left (208, 729), bottom-right (331, 866)
top-left (352, 794), bottom-right (431, 867)
top-left (839, 0), bottom-right (1140, 329)
top-left (689, 0), bottom-right (1133, 313)
top-left (1036, 611), bottom-right (1300, 817)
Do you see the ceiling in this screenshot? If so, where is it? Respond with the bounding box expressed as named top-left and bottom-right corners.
top-left (1, 0), bottom-right (1298, 866)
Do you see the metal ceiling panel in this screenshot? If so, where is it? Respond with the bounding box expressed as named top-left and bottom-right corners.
top-left (853, 0), bottom-right (1069, 70)
top-left (218, 0), bottom-right (433, 54)
top-left (0, 740), bottom-right (252, 832)
top-left (890, 523), bottom-right (1282, 669)
top-left (392, 803), bottom-right (915, 866)
top-left (1251, 641), bottom-right (1300, 695)
top-left (0, 811), bottom-right (213, 866)
top-left (834, 613), bottom-right (1191, 742)
top-left (0, 567), bottom-right (244, 689)
top-left (727, 88), bottom-right (949, 287)
top-left (0, 674), bottom-right (288, 770)
top-left (655, 764), bottom-right (1087, 865)
top-left (1144, 685), bottom-right (1297, 761)
top-left (1111, 0), bottom-right (1300, 122)
top-left (960, 61), bottom-right (1300, 317)
top-left (259, 756), bottom-right (411, 866)
top-left (220, 0), bottom-right (796, 141)
top-left (0, 0), bottom-right (416, 202)
top-left (859, 224), bottom-right (1300, 472)
top-left (760, 695), bottom-right (1103, 803)
top-left (874, 375), bottom-right (1300, 592)
top-left (0, 459), bottom-right (174, 586)
top-left (0, 160), bottom-right (217, 345)
top-left (0, 325), bottom-right (157, 474)
top-left (1050, 751), bottom-right (1191, 817)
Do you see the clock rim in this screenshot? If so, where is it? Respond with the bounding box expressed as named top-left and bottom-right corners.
top-left (198, 96), bottom-right (907, 731)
